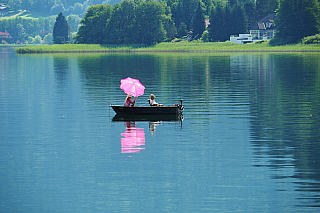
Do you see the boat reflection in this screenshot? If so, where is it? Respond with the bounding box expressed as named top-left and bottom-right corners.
top-left (121, 121), bottom-right (145, 153)
top-left (149, 121), bottom-right (162, 136)
top-left (115, 114), bottom-right (183, 153)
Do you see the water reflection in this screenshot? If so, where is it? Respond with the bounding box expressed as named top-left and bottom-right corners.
top-left (2, 49), bottom-right (320, 211)
top-left (53, 56), bottom-right (69, 87)
top-left (243, 53), bottom-right (320, 207)
top-left (149, 121), bottom-right (162, 136)
top-left (116, 114), bottom-right (183, 153)
top-left (77, 52), bottom-right (319, 208)
top-left (121, 121), bottom-right (146, 153)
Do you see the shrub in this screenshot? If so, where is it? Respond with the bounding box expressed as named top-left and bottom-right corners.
top-left (171, 38), bottom-right (183, 42)
top-left (269, 37), bottom-right (290, 46)
top-left (34, 35), bottom-right (42, 44)
top-left (28, 36), bottom-right (34, 44)
top-left (255, 40), bottom-right (264, 44)
top-left (201, 30), bottom-right (210, 42)
top-left (255, 40), bottom-right (269, 45)
top-left (43, 33), bottom-right (53, 44)
top-left (302, 34), bottom-right (320, 44)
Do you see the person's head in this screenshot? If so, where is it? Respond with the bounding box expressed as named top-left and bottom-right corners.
top-left (127, 95), bottom-right (132, 99)
top-left (150, 94), bottom-right (155, 100)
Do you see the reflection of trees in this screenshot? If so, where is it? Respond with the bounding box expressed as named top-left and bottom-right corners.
top-left (243, 54), bottom-right (320, 207)
top-left (76, 53), bottom-right (162, 103)
top-left (76, 53), bottom-right (320, 204)
top-left (53, 55), bottom-right (69, 88)
top-left (155, 53), bottom-right (232, 105)
top-left (74, 52), bottom-right (320, 208)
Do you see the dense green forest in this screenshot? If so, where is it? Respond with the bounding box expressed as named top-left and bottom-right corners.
top-left (75, 0), bottom-right (320, 45)
top-left (1, 0), bottom-right (320, 45)
top-left (1, 0), bottom-right (121, 16)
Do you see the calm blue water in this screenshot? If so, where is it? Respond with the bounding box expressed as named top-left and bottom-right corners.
top-left (0, 48), bottom-right (319, 212)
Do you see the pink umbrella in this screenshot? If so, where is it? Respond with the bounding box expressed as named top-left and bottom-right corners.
top-left (120, 77), bottom-right (145, 97)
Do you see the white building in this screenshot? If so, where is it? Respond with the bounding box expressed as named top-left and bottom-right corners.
top-left (230, 13), bottom-right (277, 44)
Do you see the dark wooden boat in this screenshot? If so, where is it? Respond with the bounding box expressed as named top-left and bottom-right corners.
top-left (112, 113), bottom-right (183, 122)
top-left (110, 100), bottom-right (184, 115)
top-left (111, 105), bottom-right (183, 114)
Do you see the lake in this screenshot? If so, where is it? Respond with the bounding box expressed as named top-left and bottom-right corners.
top-left (0, 47), bottom-right (319, 212)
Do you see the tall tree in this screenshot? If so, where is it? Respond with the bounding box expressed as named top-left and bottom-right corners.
top-left (229, 2), bottom-right (247, 35)
top-left (16, 23), bottom-right (26, 39)
top-left (208, 3), bottom-right (227, 41)
top-left (191, 1), bottom-right (206, 39)
top-left (162, 14), bottom-right (177, 40)
top-left (256, 0), bottom-right (278, 19)
top-left (273, 0), bottom-right (320, 44)
top-left (172, 0), bottom-right (199, 34)
top-left (134, 0), bottom-right (166, 44)
top-left (224, 4), bottom-right (232, 39)
top-left (105, 0), bottom-right (137, 44)
top-left (105, 0), bottom-right (168, 44)
top-left (177, 22), bottom-right (188, 37)
top-left (243, 0), bottom-right (256, 29)
top-left (75, 4), bottom-right (112, 44)
top-left (53, 12), bottom-right (69, 44)
top-left (267, 0), bottom-right (279, 13)
top-left (201, 0), bottom-right (213, 16)
top-left (256, 0), bottom-right (268, 19)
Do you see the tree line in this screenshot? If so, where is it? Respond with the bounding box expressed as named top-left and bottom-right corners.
top-left (73, 0), bottom-right (320, 45)
top-left (1, 0), bottom-right (320, 45)
top-left (74, 0), bottom-right (279, 44)
top-left (75, 1), bottom-right (170, 45)
top-left (0, 14), bottom-right (80, 44)
top-left (0, 16), bottom-right (55, 44)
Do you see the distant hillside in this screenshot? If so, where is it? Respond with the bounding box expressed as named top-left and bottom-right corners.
top-left (0, 0), bottom-right (123, 17)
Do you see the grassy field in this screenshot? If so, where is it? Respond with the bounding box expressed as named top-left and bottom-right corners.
top-left (14, 41), bottom-right (320, 53)
top-left (0, 9), bottom-right (29, 19)
top-left (0, 9), bottom-right (49, 19)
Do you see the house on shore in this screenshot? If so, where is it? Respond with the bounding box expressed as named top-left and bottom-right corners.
top-left (0, 32), bottom-right (13, 43)
top-left (230, 13), bottom-right (277, 44)
top-left (0, 32), bottom-right (12, 39)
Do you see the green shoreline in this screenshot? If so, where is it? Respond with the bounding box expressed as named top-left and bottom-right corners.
top-left (13, 42), bottom-right (320, 53)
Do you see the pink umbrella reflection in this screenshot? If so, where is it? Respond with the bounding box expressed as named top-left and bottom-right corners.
top-left (121, 122), bottom-right (145, 153)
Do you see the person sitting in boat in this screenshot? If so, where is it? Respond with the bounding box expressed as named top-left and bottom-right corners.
top-left (124, 95), bottom-right (136, 107)
top-left (149, 94), bottom-right (163, 106)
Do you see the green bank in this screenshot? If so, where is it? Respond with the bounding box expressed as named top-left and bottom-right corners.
top-left (14, 41), bottom-right (320, 53)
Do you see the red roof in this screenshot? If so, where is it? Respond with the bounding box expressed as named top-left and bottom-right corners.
top-left (0, 32), bottom-right (12, 38)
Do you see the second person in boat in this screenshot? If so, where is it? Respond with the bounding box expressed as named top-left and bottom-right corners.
top-left (149, 94), bottom-right (163, 106)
